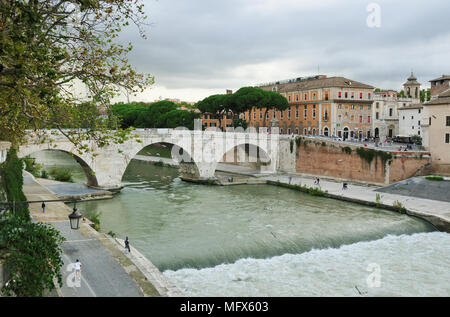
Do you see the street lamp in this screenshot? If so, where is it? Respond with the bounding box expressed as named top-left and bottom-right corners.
top-left (68, 202), bottom-right (82, 230)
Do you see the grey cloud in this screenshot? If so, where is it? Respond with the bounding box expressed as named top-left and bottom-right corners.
top-left (117, 0), bottom-right (450, 98)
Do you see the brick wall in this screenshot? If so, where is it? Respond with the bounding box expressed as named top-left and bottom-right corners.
top-left (294, 139), bottom-right (431, 184)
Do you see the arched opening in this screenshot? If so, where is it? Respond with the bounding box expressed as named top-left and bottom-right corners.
top-left (375, 128), bottom-right (380, 138)
top-left (122, 142), bottom-right (200, 185)
top-left (343, 127), bottom-right (349, 140)
top-left (25, 149), bottom-right (98, 187)
top-left (214, 143), bottom-right (271, 182)
top-left (323, 127), bottom-right (329, 136)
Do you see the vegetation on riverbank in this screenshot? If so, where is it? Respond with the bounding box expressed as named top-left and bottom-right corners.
top-left (425, 175), bottom-right (445, 181)
top-left (49, 168), bottom-right (74, 183)
top-left (0, 149), bottom-right (65, 296)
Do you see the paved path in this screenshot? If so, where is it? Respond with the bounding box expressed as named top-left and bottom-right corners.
top-left (22, 172), bottom-right (162, 297)
top-left (263, 174), bottom-right (450, 233)
top-left (52, 221), bottom-right (142, 297)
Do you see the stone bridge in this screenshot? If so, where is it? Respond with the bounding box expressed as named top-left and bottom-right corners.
top-left (19, 129), bottom-right (280, 190)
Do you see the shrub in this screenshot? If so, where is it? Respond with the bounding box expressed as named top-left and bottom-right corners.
top-left (0, 215), bottom-right (65, 296)
top-left (41, 170), bottom-right (49, 179)
top-left (22, 156), bottom-right (42, 177)
top-left (425, 175), bottom-right (444, 181)
top-left (393, 200), bottom-right (406, 213)
top-left (89, 212), bottom-right (102, 231)
top-left (295, 137), bottom-right (302, 148)
top-left (49, 168), bottom-right (74, 183)
top-left (342, 147), bottom-right (352, 155)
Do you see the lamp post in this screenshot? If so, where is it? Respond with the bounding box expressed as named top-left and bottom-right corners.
top-left (68, 201), bottom-right (82, 230)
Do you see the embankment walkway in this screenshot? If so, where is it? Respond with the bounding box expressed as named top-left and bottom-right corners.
top-left (22, 172), bottom-right (181, 297)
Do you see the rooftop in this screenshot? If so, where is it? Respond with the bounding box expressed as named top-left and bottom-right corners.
top-left (259, 76), bottom-right (374, 92)
top-left (426, 87), bottom-right (450, 105)
top-left (429, 74), bottom-right (450, 82)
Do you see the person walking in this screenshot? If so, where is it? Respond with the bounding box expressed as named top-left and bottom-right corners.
top-left (41, 202), bottom-right (46, 213)
top-left (125, 237), bottom-right (131, 254)
top-left (75, 259), bottom-right (82, 278)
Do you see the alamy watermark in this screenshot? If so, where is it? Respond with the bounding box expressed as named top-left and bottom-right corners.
top-left (367, 3), bottom-right (381, 28)
top-left (366, 263), bottom-right (382, 288)
top-left (66, 263), bottom-right (81, 288)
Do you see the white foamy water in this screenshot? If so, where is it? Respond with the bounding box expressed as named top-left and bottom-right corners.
top-left (164, 232), bottom-right (450, 297)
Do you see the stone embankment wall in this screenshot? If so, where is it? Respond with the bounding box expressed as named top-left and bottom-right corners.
top-left (279, 137), bottom-right (431, 185)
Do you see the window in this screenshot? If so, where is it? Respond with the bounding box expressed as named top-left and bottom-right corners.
top-left (351, 105), bottom-right (355, 110)
top-left (338, 92), bottom-right (342, 98)
top-left (418, 109), bottom-right (421, 114)
top-left (304, 106), bottom-right (307, 119)
top-left (360, 105), bottom-right (363, 110)
top-left (288, 108), bottom-right (291, 119)
top-left (447, 116), bottom-right (450, 126)
top-left (312, 105), bottom-right (316, 119)
top-left (351, 115), bottom-right (354, 121)
top-left (288, 128), bottom-right (291, 135)
top-left (295, 129), bottom-right (299, 135)
top-left (446, 133), bottom-right (450, 144)
top-left (411, 116), bottom-right (414, 120)
top-left (304, 93), bottom-right (308, 100)
top-left (296, 95), bottom-right (299, 102)
top-left (368, 116), bottom-right (371, 123)
top-left (325, 93), bottom-right (329, 100)
top-left (253, 111), bottom-right (256, 120)
top-left (376, 102), bottom-right (379, 109)
top-left (376, 112), bottom-right (379, 120)
top-left (273, 110), bottom-right (277, 119)
top-left (359, 115), bottom-right (362, 123)
top-left (418, 120), bottom-right (421, 126)
top-left (338, 115), bottom-right (342, 121)
top-left (259, 110), bottom-right (263, 120)
top-left (280, 110), bottom-right (284, 119)
top-left (266, 111), bottom-right (270, 120)
top-left (360, 93), bottom-right (363, 99)
top-left (351, 92), bottom-right (354, 99)
top-left (368, 93), bottom-right (371, 99)
top-left (368, 105), bottom-right (371, 110)
top-left (345, 92), bottom-right (348, 98)
top-left (338, 104), bottom-right (342, 110)
top-left (389, 108), bottom-right (393, 117)
top-left (295, 107), bottom-right (299, 118)
top-left (304, 128), bottom-right (307, 135)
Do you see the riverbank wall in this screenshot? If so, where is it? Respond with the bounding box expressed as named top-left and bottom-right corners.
top-left (278, 137), bottom-right (432, 185)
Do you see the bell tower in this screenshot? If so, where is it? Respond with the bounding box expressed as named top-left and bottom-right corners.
top-left (403, 72), bottom-right (421, 103)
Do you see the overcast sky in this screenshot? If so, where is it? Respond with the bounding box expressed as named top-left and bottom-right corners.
top-left (116, 0), bottom-right (450, 103)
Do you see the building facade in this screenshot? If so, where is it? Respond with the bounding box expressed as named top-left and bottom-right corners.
top-left (421, 87), bottom-right (450, 174)
top-left (248, 75), bottom-right (375, 139)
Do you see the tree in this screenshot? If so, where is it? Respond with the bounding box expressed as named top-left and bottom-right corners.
top-left (0, 215), bottom-right (65, 297)
top-left (420, 89), bottom-right (431, 103)
top-left (0, 0), bottom-right (153, 149)
top-left (196, 94), bottom-right (229, 128)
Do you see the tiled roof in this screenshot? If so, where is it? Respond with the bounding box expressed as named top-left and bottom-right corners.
top-left (426, 88), bottom-right (450, 105)
top-left (263, 77), bottom-right (374, 93)
top-left (398, 103), bottom-right (423, 110)
top-left (429, 75), bottom-right (450, 82)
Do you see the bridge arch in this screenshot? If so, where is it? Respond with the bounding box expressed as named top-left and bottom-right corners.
top-left (119, 139), bottom-right (201, 183)
top-left (18, 148), bottom-right (99, 187)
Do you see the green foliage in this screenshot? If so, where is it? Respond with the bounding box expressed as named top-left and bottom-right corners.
top-left (0, 216), bottom-right (65, 297)
top-left (425, 176), bottom-right (444, 181)
top-left (0, 0), bottom-right (153, 148)
top-left (40, 170), bottom-right (49, 179)
top-left (321, 142), bottom-right (326, 147)
top-left (290, 140), bottom-right (294, 153)
top-left (89, 212), bottom-right (102, 232)
top-left (274, 181), bottom-right (328, 197)
top-left (295, 137), bottom-right (302, 148)
top-left (420, 89), bottom-right (431, 103)
top-left (0, 149), bottom-right (30, 220)
top-left (49, 168), bottom-right (74, 183)
top-left (392, 200), bottom-right (406, 213)
top-left (411, 135), bottom-right (422, 144)
top-left (356, 148), bottom-right (392, 167)
top-left (154, 161), bottom-right (164, 167)
top-left (112, 101), bottom-right (200, 130)
top-left (107, 231), bottom-right (117, 238)
top-left (375, 193), bottom-right (382, 207)
top-left (23, 156), bottom-right (42, 177)
top-left (232, 118), bottom-right (248, 130)
top-left (342, 147), bottom-right (352, 155)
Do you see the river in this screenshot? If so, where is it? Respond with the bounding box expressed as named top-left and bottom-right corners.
top-left (32, 150), bottom-right (450, 296)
